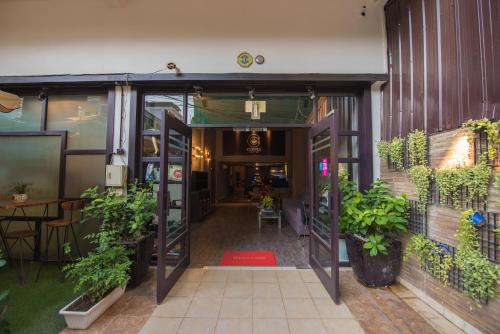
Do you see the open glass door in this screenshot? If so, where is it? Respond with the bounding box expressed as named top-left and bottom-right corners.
top-left (156, 112), bottom-right (192, 303)
top-left (308, 113), bottom-right (340, 304)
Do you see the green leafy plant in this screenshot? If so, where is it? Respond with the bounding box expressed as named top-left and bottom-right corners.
top-left (404, 234), bottom-right (454, 285)
top-left (0, 251), bottom-right (9, 334)
top-left (10, 182), bottom-right (31, 194)
top-left (462, 118), bottom-right (499, 162)
top-left (261, 195), bottom-right (273, 209)
top-left (81, 181), bottom-right (156, 241)
top-left (64, 245), bottom-right (131, 305)
top-left (460, 161), bottom-right (491, 204)
top-left (389, 137), bottom-right (405, 170)
top-left (407, 130), bottom-right (427, 167)
top-left (435, 167), bottom-right (462, 209)
top-left (340, 173), bottom-right (408, 256)
top-left (455, 210), bottom-right (500, 303)
top-left (407, 165), bottom-right (432, 212)
top-left (377, 140), bottom-right (390, 160)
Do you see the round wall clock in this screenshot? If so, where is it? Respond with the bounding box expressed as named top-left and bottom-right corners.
top-left (237, 52), bottom-right (253, 68)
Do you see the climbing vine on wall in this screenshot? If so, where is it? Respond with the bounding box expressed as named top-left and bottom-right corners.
top-left (389, 137), bottom-right (404, 170)
top-left (435, 167), bottom-right (462, 209)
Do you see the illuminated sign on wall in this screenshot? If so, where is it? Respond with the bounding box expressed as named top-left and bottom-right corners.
top-left (320, 158), bottom-right (329, 176)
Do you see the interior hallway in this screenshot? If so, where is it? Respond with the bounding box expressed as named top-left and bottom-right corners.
top-left (190, 204), bottom-right (308, 267)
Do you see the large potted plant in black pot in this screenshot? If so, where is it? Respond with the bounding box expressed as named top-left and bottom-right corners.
top-left (339, 174), bottom-right (409, 287)
top-left (81, 181), bottom-right (157, 288)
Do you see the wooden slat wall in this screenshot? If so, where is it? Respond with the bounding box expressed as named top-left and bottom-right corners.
top-left (381, 128), bottom-right (500, 334)
top-left (382, 0), bottom-right (500, 140)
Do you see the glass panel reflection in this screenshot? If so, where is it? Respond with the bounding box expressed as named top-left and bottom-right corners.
top-left (164, 240), bottom-right (185, 278)
top-left (338, 136), bottom-right (358, 158)
top-left (312, 130), bottom-right (332, 241)
top-left (144, 95), bottom-right (184, 130)
top-left (47, 94), bottom-right (108, 149)
top-left (143, 135), bottom-right (161, 157)
top-left (0, 96), bottom-right (42, 132)
top-left (311, 237), bottom-right (332, 278)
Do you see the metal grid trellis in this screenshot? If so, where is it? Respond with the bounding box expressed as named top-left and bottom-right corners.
top-left (474, 131), bottom-right (500, 166)
top-left (408, 200), bottom-right (427, 235)
top-left (481, 212), bottom-right (499, 264)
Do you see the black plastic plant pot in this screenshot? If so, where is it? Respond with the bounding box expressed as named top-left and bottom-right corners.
top-left (117, 232), bottom-right (155, 288)
top-left (345, 233), bottom-right (402, 287)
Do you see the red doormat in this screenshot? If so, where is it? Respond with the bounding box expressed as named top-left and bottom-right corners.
top-left (220, 251), bottom-right (277, 266)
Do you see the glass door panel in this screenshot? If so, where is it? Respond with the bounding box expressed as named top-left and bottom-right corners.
top-left (157, 113), bottom-right (191, 303)
top-left (309, 114), bottom-right (340, 304)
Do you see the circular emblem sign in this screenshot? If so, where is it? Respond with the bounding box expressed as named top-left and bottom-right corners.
top-left (247, 133), bottom-right (261, 147)
top-left (255, 55), bottom-right (265, 65)
top-left (237, 52), bottom-right (253, 68)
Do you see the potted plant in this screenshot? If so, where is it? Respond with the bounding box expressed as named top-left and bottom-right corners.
top-left (261, 195), bottom-right (274, 212)
top-left (10, 182), bottom-right (31, 203)
top-left (81, 181), bottom-right (157, 287)
top-left (60, 238), bottom-right (131, 330)
top-left (339, 173), bottom-right (409, 287)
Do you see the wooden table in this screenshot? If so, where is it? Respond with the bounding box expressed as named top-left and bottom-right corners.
top-left (0, 199), bottom-right (63, 261)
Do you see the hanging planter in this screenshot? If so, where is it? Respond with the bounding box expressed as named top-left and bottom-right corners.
top-left (470, 211), bottom-right (486, 228)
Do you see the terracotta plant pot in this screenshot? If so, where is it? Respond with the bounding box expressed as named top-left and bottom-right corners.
top-left (345, 232), bottom-right (402, 287)
top-left (12, 193), bottom-right (27, 203)
top-left (59, 286), bottom-right (126, 329)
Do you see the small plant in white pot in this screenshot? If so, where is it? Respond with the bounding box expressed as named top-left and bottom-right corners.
top-left (11, 182), bottom-right (31, 203)
top-left (60, 232), bottom-right (131, 330)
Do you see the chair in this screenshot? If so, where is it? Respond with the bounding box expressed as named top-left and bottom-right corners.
top-left (36, 200), bottom-right (83, 281)
top-left (2, 211), bottom-right (37, 283)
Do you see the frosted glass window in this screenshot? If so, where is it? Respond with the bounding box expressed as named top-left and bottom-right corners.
top-left (47, 95), bottom-right (108, 149)
top-left (65, 155), bottom-right (105, 198)
top-left (0, 96), bottom-right (42, 132)
top-left (0, 136), bottom-right (61, 216)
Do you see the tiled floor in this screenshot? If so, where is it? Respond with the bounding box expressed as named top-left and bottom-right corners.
top-left (140, 268), bottom-right (363, 334)
top-left (61, 267), bottom-right (465, 334)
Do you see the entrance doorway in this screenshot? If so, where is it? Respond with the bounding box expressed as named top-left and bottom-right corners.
top-left (133, 88), bottom-right (373, 306)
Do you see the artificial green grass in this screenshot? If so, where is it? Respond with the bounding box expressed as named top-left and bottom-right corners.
top-left (0, 262), bottom-right (75, 334)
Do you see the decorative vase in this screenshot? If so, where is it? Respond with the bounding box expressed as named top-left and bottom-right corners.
top-left (12, 193), bottom-right (27, 203)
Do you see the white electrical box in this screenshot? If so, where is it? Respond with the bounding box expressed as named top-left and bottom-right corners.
top-left (105, 165), bottom-right (127, 187)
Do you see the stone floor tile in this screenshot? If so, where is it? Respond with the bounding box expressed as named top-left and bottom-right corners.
top-left (168, 281), bottom-right (200, 297)
top-left (323, 319), bottom-right (365, 334)
top-left (215, 318), bottom-right (252, 334)
top-left (253, 270), bottom-right (278, 283)
top-left (288, 319), bottom-right (327, 334)
top-left (283, 298), bottom-right (320, 318)
top-left (180, 268), bottom-right (206, 282)
top-left (202, 270), bottom-right (228, 282)
top-left (298, 269), bottom-right (320, 283)
top-left (139, 317), bottom-right (182, 334)
top-left (177, 318), bottom-right (217, 334)
top-left (253, 318), bottom-right (290, 334)
top-left (224, 282), bottom-right (253, 298)
top-left (313, 299), bottom-right (354, 319)
top-left (252, 282), bottom-right (282, 298)
top-left (186, 297), bottom-right (222, 318)
top-left (280, 282), bottom-right (310, 298)
top-left (305, 283), bottom-right (330, 298)
top-left (219, 297), bottom-right (253, 318)
top-left (152, 296), bottom-right (192, 317)
top-left (253, 298), bottom-right (286, 318)
top-left (227, 270), bottom-right (253, 282)
top-left (277, 270), bottom-right (302, 283)
top-left (196, 282), bottom-right (226, 298)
